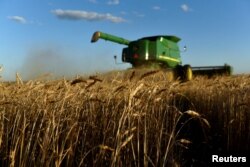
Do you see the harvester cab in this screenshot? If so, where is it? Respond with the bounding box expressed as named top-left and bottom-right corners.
top-left (91, 31), bottom-right (232, 81)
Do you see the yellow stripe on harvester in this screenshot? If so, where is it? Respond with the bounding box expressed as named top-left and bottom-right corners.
top-left (159, 55), bottom-right (181, 62)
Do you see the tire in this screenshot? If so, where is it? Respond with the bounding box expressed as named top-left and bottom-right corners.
top-left (183, 65), bottom-right (193, 81)
top-left (174, 65), bottom-right (183, 80)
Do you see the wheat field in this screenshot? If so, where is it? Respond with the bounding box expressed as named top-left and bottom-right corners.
top-left (0, 70), bottom-right (249, 166)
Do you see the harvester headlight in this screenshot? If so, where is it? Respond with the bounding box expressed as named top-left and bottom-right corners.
top-left (145, 52), bottom-right (149, 60)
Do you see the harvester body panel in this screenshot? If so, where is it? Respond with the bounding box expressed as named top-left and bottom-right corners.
top-left (122, 36), bottom-right (182, 68)
top-left (156, 37), bottom-right (182, 68)
top-left (123, 40), bottom-right (153, 67)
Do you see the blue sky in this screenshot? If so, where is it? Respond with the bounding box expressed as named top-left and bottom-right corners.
top-left (0, 0), bottom-right (250, 80)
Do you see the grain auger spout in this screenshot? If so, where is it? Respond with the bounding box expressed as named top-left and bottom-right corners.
top-left (91, 31), bottom-right (130, 45)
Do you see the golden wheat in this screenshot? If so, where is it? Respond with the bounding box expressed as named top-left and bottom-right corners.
top-left (0, 72), bottom-right (249, 166)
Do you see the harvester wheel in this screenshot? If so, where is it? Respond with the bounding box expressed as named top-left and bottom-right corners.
top-left (175, 65), bottom-right (183, 80)
top-left (183, 65), bottom-right (193, 81)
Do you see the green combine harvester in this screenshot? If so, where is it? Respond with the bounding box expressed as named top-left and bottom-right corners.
top-left (91, 31), bottom-right (232, 81)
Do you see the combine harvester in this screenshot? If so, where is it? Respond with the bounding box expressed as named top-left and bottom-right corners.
top-left (91, 31), bottom-right (232, 81)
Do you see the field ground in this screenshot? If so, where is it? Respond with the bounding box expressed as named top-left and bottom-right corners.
top-left (0, 70), bottom-right (250, 166)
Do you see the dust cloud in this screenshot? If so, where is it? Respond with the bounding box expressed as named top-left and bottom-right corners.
top-left (20, 45), bottom-right (126, 81)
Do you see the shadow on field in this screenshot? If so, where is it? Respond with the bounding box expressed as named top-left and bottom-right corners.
top-left (172, 90), bottom-right (250, 167)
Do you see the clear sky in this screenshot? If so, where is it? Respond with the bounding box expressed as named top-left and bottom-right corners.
top-left (1, 0), bottom-right (250, 80)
